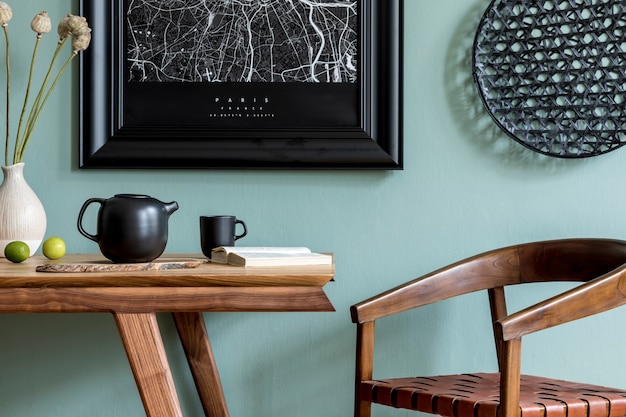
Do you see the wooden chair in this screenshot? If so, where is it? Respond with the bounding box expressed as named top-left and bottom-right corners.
top-left (351, 238), bottom-right (626, 417)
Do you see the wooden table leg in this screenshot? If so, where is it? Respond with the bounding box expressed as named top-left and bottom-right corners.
top-left (172, 312), bottom-right (230, 417)
top-left (114, 312), bottom-right (184, 417)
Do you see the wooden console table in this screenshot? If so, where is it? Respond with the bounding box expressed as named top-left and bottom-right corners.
top-left (0, 254), bottom-right (335, 417)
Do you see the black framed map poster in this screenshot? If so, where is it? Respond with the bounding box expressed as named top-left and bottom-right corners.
top-left (79, 0), bottom-right (403, 169)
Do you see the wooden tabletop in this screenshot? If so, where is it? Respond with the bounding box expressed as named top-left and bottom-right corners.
top-left (0, 254), bottom-right (335, 288)
top-left (0, 254), bottom-right (336, 314)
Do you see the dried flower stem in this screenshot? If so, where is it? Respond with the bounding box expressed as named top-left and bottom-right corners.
top-left (2, 24), bottom-right (8, 166)
top-left (14, 34), bottom-right (42, 163)
top-left (18, 47), bottom-right (77, 162)
top-left (16, 37), bottom-right (68, 161)
top-left (0, 7), bottom-right (90, 165)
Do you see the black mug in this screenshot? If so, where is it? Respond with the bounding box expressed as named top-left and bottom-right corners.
top-left (200, 215), bottom-right (247, 258)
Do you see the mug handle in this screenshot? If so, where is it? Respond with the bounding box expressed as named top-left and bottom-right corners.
top-left (77, 198), bottom-right (105, 242)
top-left (234, 219), bottom-right (247, 241)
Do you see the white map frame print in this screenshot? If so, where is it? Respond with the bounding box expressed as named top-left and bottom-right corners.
top-left (79, 0), bottom-right (403, 169)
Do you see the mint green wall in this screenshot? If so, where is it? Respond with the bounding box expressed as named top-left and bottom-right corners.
top-left (2, 1), bottom-right (626, 416)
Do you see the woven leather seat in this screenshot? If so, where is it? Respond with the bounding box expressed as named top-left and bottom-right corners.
top-left (361, 374), bottom-right (626, 417)
top-left (351, 239), bottom-right (626, 417)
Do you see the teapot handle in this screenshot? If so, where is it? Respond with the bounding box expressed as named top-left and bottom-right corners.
top-left (77, 198), bottom-right (105, 242)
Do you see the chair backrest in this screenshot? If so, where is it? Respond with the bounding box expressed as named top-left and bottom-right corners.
top-left (517, 239), bottom-right (626, 284)
top-left (351, 238), bottom-right (626, 325)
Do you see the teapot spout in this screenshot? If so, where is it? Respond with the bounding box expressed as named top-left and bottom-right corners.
top-left (164, 201), bottom-right (179, 215)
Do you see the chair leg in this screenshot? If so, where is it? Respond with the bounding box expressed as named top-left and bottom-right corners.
top-left (355, 321), bottom-right (375, 417)
top-left (356, 399), bottom-right (372, 417)
top-left (499, 338), bottom-right (522, 417)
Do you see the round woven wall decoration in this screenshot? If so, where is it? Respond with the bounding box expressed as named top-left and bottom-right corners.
top-left (473, 0), bottom-right (626, 158)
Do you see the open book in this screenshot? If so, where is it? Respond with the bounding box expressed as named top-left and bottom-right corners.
top-left (210, 247), bottom-right (333, 267)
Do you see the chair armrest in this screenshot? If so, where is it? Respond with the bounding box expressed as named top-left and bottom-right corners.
top-left (498, 263), bottom-right (626, 341)
top-left (351, 247), bottom-right (521, 324)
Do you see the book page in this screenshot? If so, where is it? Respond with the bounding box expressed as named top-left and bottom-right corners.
top-left (213, 247), bottom-right (312, 255)
top-left (235, 252), bottom-right (326, 258)
top-left (228, 251), bottom-right (332, 267)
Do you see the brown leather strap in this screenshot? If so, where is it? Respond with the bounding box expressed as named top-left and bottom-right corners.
top-left (360, 373), bottom-right (626, 417)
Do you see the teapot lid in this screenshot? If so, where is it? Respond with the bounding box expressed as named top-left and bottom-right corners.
top-left (114, 194), bottom-right (151, 199)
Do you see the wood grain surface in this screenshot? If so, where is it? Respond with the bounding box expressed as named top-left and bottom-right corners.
top-left (0, 254), bottom-right (335, 288)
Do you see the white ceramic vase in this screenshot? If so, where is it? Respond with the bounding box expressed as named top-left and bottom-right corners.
top-left (0, 163), bottom-right (47, 256)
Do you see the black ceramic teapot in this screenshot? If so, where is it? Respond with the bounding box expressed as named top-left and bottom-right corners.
top-left (77, 194), bottom-right (179, 263)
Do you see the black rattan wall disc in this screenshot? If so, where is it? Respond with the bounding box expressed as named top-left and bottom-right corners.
top-left (473, 0), bottom-right (626, 158)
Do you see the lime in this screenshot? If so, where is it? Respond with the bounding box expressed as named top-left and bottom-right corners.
top-left (4, 241), bottom-right (30, 263)
top-left (42, 236), bottom-right (66, 260)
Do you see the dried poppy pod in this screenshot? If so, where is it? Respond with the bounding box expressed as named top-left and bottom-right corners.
top-left (31, 11), bottom-right (51, 36)
top-left (65, 14), bottom-right (89, 35)
top-left (57, 14), bottom-right (70, 40)
top-left (72, 27), bottom-right (91, 53)
top-left (0, 2), bottom-right (11, 26)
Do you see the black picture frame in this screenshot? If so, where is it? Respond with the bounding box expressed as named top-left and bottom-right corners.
top-left (79, 0), bottom-right (403, 169)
